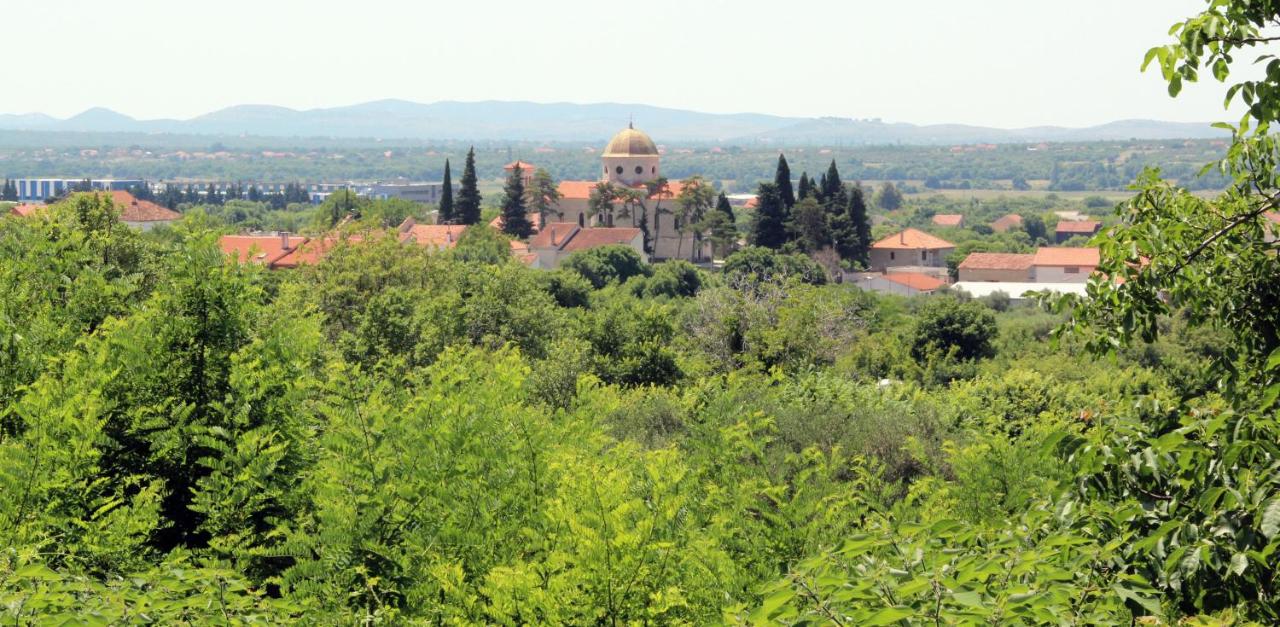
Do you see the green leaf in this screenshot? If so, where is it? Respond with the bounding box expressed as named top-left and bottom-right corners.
top-left (862, 606), bottom-right (914, 626)
top-left (1230, 552), bottom-right (1248, 576)
top-left (1261, 498), bottom-right (1280, 539)
top-left (951, 590), bottom-right (984, 608)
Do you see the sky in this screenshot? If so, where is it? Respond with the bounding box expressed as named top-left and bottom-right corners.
top-left (6, 0), bottom-right (1235, 128)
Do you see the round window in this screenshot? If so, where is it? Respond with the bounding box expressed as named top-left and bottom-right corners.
top-left (615, 166), bottom-right (623, 175)
top-left (634, 166), bottom-right (643, 175)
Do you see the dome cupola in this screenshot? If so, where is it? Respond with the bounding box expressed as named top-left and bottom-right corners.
top-left (601, 122), bottom-right (660, 185)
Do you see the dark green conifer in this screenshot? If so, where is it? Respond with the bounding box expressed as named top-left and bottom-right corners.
top-left (774, 154), bottom-right (795, 209)
top-left (499, 164), bottom-right (533, 238)
top-left (439, 158), bottom-right (455, 223)
top-left (456, 147), bottom-right (482, 225)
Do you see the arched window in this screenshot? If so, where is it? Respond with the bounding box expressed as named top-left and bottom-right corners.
top-left (651, 166), bottom-right (656, 174)
top-left (578, 213), bottom-right (585, 227)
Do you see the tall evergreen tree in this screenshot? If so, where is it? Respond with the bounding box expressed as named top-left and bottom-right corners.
top-left (796, 173), bottom-right (812, 201)
top-left (715, 191), bottom-right (735, 223)
top-left (456, 148), bottom-right (482, 225)
top-left (439, 159), bottom-right (455, 224)
top-left (205, 183), bottom-right (222, 206)
top-left (821, 160), bottom-right (843, 201)
top-left (247, 185), bottom-right (261, 202)
top-left (749, 183), bottom-right (788, 249)
top-left (849, 184), bottom-right (870, 267)
top-left (499, 164), bottom-right (533, 238)
top-left (774, 154), bottom-right (795, 209)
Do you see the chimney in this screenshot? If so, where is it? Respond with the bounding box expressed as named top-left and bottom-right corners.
top-left (899, 230), bottom-right (905, 245)
top-left (447, 229), bottom-right (454, 244)
top-left (280, 231), bottom-right (291, 251)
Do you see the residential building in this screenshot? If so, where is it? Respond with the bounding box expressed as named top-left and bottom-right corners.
top-left (528, 222), bottom-right (645, 269)
top-left (957, 252), bottom-right (1034, 282)
top-left (106, 191), bottom-right (181, 230)
top-left (397, 217), bottom-right (467, 250)
top-left (868, 228), bottom-right (955, 272)
top-left (853, 271), bottom-right (947, 297)
top-left (1055, 220), bottom-right (1101, 243)
top-left (1031, 247), bottom-right (1099, 282)
top-left (218, 233), bottom-right (307, 268)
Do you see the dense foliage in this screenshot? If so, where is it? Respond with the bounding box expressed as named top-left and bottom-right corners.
top-left (3, 3), bottom-right (1277, 622)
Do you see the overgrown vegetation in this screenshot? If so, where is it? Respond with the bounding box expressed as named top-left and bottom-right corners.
top-left (3, 2), bottom-right (1279, 622)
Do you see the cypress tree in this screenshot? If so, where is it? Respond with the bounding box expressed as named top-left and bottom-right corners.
top-left (499, 164), bottom-right (533, 238)
top-left (774, 154), bottom-right (795, 209)
top-left (821, 160), bottom-right (843, 201)
top-left (715, 191), bottom-right (734, 223)
top-left (848, 184), bottom-right (873, 266)
top-left (797, 173), bottom-right (812, 201)
top-left (456, 147), bottom-right (482, 225)
top-left (438, 158), bottom-right (455, 224)
top-left (749, 182), bottom-right (788, 249)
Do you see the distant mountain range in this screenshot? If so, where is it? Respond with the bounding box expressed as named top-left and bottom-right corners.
top-left (0, 100), bottom-right (1229, 145)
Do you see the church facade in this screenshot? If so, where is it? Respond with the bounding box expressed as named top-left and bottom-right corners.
top-left (546, 125), bottom-right (713, 262)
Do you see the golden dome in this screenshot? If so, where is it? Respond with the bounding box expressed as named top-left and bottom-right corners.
top-left (603, 124), bottom-right (658, 157)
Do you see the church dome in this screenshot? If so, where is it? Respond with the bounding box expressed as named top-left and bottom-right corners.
top-left (603, 125), bottom-right (658, 157)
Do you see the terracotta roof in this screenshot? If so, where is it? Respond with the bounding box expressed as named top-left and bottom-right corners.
top-left (219, 234), bottom-right (307, 266)
top-left (1055, 220), bottom-right (1101, 234)
top-left (274, 236), bottom-right (345, 268)
top-left (958, 252), bottom-right (1034, 270)
top-left (1264, 211), bottom-right (1280, 224)
top-left (504, 160), bottom-right (537, 172)
top-left (1032, 247), bottom-right (1100, 267)
top-left (489, 214), bottom-right (540, 234)
top-left (882, 272), bottom-right (947, 292)
top-left (530, 222), bottom-right (642, 252)
top-left (401, 224), bottom-right (467, 249)
top-left (931, 214), bottom-right (964, 227)
top-left (744, 197), bottom-right (759, 209)
top-left (9, 203), bottom-right (43, 217)
top-left (556, 180), bottom-right (685, 201)
top-left (871, 228), bottom-right (955, 250)
top-left (105, 191), bottom-right (181, 222)
top-left (991, 214), bottom-right (1023, 232)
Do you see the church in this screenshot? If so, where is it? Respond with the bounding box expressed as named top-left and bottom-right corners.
top-left (546, 124), bottom-right (713, 262)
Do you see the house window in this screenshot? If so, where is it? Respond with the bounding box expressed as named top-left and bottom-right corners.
top-left (921, 250), bottom-right (927, 262)
top-left (578, 214), bottom-right (585, 227)
top-left (1065, 266), bottom-right (1080, 274)
top-left (889, 251), bottom-right (895, 260)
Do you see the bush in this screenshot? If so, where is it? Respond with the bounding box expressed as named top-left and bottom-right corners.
top-left (722, 246), bottom-right (826, 287)
top-left (561, 245), bottom-right (651, 289)
top-left (910, 297), bottom-right (997, 362)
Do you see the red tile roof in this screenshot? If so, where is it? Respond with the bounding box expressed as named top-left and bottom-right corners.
top-left (504, 160), bottom-right (538, 172)
top-left (1264, 211), bottom-right (1280, 224)
top-left (958, 252), bottom-right (1034, 270)
top-left (489, 214), bottom-right (540, 234)
top-left (931, 214), bottom-right (964, 227)
top-left (882, 272), bottom-right (947, 292)
top-left (530, 222), bottom-right (642, 252)
top-left (556, 179), bottom-right (685, 201)
top-left (274, 236), bottom-right (345, 268)
top-left (105, 191), bottom-right (181, 223)
top-left (1055, 220), bottom-right (1101, 234)
top-left (9, 203), bottom-right (43, 217)
top-left (991, 214), bottom-right (1023, 232)
top-left (219, 234), bottom-right (307, 266)
top-left (401, 224), bottom-right (467, 249)
top-left (1032, 247), bottom-right (1100, 267)
top-left (871, 228), bottom-right (955, 250)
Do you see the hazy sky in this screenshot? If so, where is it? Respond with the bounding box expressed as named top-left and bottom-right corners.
top-left (7, 0), bottom-right (1232, 128)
